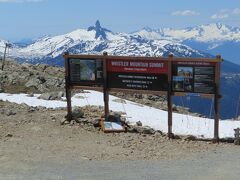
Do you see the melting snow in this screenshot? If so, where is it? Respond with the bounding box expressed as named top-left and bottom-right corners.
top-left (0, 90), bottom-right (239, 139)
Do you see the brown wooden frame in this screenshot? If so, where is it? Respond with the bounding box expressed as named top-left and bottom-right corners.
top-left (63, 52), bottom-right (222, 142)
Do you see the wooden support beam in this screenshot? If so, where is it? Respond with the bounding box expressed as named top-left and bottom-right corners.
top-left (168, 54), bottom-right (174, 138)
top-left (103, 52), bottom-right (109, 118)
top-left (213, 55), bottom-right (221, 143)
top-left (64, 52), bottom-right (72, 121)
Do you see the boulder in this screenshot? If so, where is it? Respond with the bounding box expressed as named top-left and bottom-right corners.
top-left (136, 121), bottom-right (142, 126)
top-left (172, 105), bottom-right (178, 111)
top-left (148, 95), bottom-right (160, 101)
top-left (234, 138), bottom-right (240, 145)
top-left (58, 91), bottom-right (65, 98)
top-left (25, 77), bottom-right (42, 88)
top-left (184, 135), bottom-right (197, 141)
top-left (1, 109), bottom-right (17, 116)
top-left (38, 91), bottom-right (65, 100)
top-left (128, 126), bottom-right (143, 133)
top-left (38, 93), bottom-right (52, 100)
top-left (72, 107), bottom-right (84, 119)
top-left (45, 78), bottom-right (62, 87)
top-left (174, 135), bottom-right (181, 139)
top-left (27, 93), bottom-right (34, 97)
top-left (129, 126), bottom-right (155, 135)
top-left (93, 119), bottom-right (100, 128)
top-left (142, 127), bottom-right (155, 135)
top-left (134, 94), bottom-right (143, 99)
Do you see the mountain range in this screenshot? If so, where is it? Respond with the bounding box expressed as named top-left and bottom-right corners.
top-left (0, 20), bottom-right (240, 119)
top-left (134, 23), bottom-right (240, 65)
top-left (1, 21), bottom-right (239, 65)
top-left (5, 20), bottom-right (211, 65)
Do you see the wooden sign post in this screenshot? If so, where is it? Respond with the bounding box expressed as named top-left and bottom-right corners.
top-left (168, 54), bottom-right (173, 138)
top-left (64, 52), bottom-right (72, 121)
top-left (213, 55), bottom-right (221, 142)
top-left (103, 52), bottom-right (109, 117)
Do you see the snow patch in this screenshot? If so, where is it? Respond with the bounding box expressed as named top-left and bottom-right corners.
top-left (0, 91), bottom-right (239, 139)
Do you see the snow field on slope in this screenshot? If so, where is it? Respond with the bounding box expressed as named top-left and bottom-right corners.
top-left (0, 90), bottom-right (239, 139)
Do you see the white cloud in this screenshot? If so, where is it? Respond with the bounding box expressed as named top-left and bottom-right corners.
top-left (211, 14), bottom-right (229, 19)
top-left (171, 10), bottom-right (199, 16)
top-left (0, 0), bottom-right (44, 3)
top-left (232, 8), bottom-right (240, 15)
top-left (220, 9), bottom-right (230, 13)
top-left (211, 8), bottom-right (240, 19)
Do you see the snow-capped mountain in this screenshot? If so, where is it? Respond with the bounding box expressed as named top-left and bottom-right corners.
top-left (4, 20), bottom-right (210, 66)
top-left (133, 23), bottom-right (240, 42)
top-left (1, 21), bottom-right (239, 66)
top-left (133, 23), bottom-right (240, 64)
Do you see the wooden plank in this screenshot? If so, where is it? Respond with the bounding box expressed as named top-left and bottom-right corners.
top-left (63, 54), bottom-right (104, 60)
top-left (171, 57), bottom-right (222, 63)
top-left (63, 54), bottom-right (222, 63)
top-left (69, 86), bottom-right (103, 91)
top-left (105, 55), bottom-right (168, 61)
top-left (108, 88), bottom-right (167, 96)
top-left (173, 92), bottom-right (214, 99)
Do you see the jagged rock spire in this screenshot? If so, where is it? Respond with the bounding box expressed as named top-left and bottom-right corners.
top-left (87, 20), bottom-right (111, 39)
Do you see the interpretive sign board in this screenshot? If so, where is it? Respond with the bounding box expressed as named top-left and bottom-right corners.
top-left (107, 59), bottom-right (168, 91)
top-left (69, 58), bottom-right (103, 86)
top-left (172, 61), bottom-right (216, 94)
top-left (64, 53), bottom-right (222, 142)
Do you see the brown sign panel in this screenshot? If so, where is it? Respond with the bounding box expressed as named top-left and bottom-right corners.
top-left (107, 59), bottom-right (168, 91)
top-left (172, 61), bottom-right (216, 94)
top-left (68, 58), bottom-right (103, 86)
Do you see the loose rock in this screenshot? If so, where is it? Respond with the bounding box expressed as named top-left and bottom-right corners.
top-left (136, 121), bottom-right (142, 126)
top-left (234, 138), bottom-right (240, 145)
top-left (72, 107), bottom-right (84, 119)
top-left (184, 135), bottom-right (197, 141)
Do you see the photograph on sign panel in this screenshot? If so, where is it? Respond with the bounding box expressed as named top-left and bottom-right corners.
top-left (96, 60), bottom-right (103, 79)
top-left (173, 76), bottom-right (184, 91)
top-left (80, 60), bottom-right (96, 81)
top-left (177, 67), bottom-right (193, 78)
top-left (177, 67), bottom-right (193, 91)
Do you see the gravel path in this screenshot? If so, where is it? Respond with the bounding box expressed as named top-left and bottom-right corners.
top-left (0, 146), bottom-right (239, 180)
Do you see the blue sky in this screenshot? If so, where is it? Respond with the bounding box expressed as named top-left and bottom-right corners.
top-left (0, 0), bottom-right (240, 41)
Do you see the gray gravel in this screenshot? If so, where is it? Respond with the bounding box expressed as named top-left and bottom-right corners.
top-left (0, 146), bottom-right (239, 180)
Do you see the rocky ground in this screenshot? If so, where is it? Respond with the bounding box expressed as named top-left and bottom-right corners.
top-left (0, 60), bottom-right (65, 93)
top-left (0, 100), bottom-right (234, 162)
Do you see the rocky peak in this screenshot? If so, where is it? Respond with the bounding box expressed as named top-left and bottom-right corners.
top-left (87, 20), bottom-right (112, 40)
top-left (216, 22), bottom-right (223, 30)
